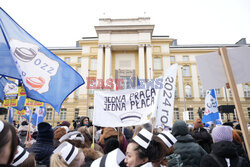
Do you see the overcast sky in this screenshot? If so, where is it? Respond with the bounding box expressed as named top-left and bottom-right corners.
top-left (1, 0), bottom-right (249, 47)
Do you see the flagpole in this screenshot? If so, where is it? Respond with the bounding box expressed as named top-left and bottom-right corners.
top-left (52, 109), bottom-right (55, 127)
top-left (219, 47), bottom-right (250, 159)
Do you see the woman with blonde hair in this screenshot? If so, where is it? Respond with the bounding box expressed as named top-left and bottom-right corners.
top-left (50, 141), bottom-right (85, 167)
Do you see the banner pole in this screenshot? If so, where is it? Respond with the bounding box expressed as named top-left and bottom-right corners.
top-left (52, 109), bottom-right (55, 127)
top-left (219, 47), bottom-right (250, 159)
top-left (25, 99), bottom-right (31, 143)
top-left (92, 125), bottom-right (95, 149)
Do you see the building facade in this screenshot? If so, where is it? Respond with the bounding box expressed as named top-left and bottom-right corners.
top-left (2, 17), bottom-right (250, 125)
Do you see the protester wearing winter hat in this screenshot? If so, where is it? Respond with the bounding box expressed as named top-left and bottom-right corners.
top-left (50, 141), bottom-right (85, 167)
top-left (28, 122), bottom-right (54, 167)
top-left (200, 125), bottom-right (249, 167)
top-left (60, 121), bottom-right (71, 128)
top-left (191, 118), bottom-right (213, 153)
top-left (172, 120), bottom-right (207, 167)
top-left (0, 121), bottom-right (18, 166)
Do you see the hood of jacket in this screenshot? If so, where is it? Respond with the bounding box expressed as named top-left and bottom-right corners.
top-left (172, 120), bottom-right (189, 137)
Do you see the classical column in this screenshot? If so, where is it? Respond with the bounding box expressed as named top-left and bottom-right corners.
top-left (138, 44), bottom-right (145, 79)
top-left (146, 44), bottom-right (153, 80)
top-left (104, 45), bottom-right (112, 85)
top-left (97, 45), bottom-right (104, 81)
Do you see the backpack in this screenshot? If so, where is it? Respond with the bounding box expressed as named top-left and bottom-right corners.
top-left (210, 153), bottom-right (244, 167)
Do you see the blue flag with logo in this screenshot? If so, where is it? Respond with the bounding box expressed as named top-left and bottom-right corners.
top-left (0, 8), bottom-right (84, 112)
top-left (31, 104), bottom-right (46, 126)
top-left (8, 107), bottom-right (15, 123)
top-left (0, 76), bottom-right (26, 110)
top-left (202, 89), bottom-right (220, 123)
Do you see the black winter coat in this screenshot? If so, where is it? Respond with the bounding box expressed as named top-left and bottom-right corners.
top-left (200, 141), bottom-right (249, 167)
top-left (192, 127), bottom-right (212, 153)
top-left (174, 134), bottom-right (207, 167)
top-left (28, 141), bottom-right (54, 167)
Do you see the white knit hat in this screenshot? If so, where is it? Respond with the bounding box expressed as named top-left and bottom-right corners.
top-left (211, 126), bottom-right (233, 143)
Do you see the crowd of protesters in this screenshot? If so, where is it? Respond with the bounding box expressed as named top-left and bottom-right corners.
top-left (0, 116), bottom-right (249, 167)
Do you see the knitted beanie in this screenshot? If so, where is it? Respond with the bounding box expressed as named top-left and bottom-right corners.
top-left (37, 122), bottom-right (54, 143)
top-left (211, 126), bottom-right (233, 143)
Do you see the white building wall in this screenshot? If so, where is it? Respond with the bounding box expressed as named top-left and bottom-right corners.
top-left (191, 65), bottom-right (199, 98)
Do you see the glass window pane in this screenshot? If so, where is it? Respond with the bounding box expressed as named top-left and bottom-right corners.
top-left (170, 56), bottom-right (175, 62)
top-left (183, 56), bottom-right (189, 61)
top-left (90, 59), bottom-right (97, 71)
top-left (185, 85), bottom-right (192, 98)
top-left (65, 57), bottom-right (71, 63)
top-left (183, 66), bottom-right (190, 76)
top-left (153, 58), bottom-right (162, 70)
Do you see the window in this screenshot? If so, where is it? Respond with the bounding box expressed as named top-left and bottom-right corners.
top-left (170, 56), bottom-right (175, 62)
top-left (65, 57), bottom-right (71, 63)
top-left (248, 108), bottom-right (250, 119)
top-left (244, 84), bottom-right (250, 97)
top-left (153, 57), bottom-right (162, 70)
top-left (78, 57), bottom-right (82, 63)
top-left (229, 89), bottom-right (232, 97)
top-left (215, 88), bottom-right (221, 97)
top-left (75, 108), bottom-right (79, 119)
top-left (174, 89), bottom-right (178, 98)
top-left (46, 108), bottom-right (53, 120)
top-left (89, 89), bottom-right (94, 95)
top-left (221, 113), bottom-right (224, 120)
top-left (90, 59), bottom-right (97, 71)
top-left (77, 67), bottom-right (81, 72)
top-left (187, 108), bottom-right (194, 120)
top-left (174, 108), bottom-right (179, 120)
top-left (200, 86), bottom-right (206, 98)
top-left (233, 112), bottom-right (237, 120)
top-left (75, 89), bottom-right (79, 99)
top-left (183, 56), bottom-right (189, 61)
top-left (183, 65), bottom-right (190, 76)
top-left (88, 107), bottom-right (94, 120)
top-left (60, 108), bottom-right (67, 120)
top-left (185, 85), bottom-right (192, 98)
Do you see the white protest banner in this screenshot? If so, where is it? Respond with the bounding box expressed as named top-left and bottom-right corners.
top-left (156, 64), bottom-right (178, 127)
top-left (94, 87), bottom-right (158, 127)
top-left (195, 46), bottom-right (250, 90)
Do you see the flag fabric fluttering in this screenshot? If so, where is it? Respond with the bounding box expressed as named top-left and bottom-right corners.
top-left (0, 76), bottom-right (26, 110)
top-left (31, 104), bottom-right (46, 126)
top-left (202, 89), bottom-right (220, 123)
top-left (8, 107), bottom-right (15, 123)
top-left (0, 8), bottom-right (84, 113)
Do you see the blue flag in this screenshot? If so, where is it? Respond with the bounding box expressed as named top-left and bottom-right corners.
top-left (0, 76), bottom-right (26, 110)
top-left (0, 8), bottom-right (84, 112)
top-left (22, 106), bottom-right (30, 121)
top-left (137, 76), bottom-right (140, 86)
top-left (8, 107), bottom-right (15, 123)
top-left (31, 104), bottom-right (46, 126)
top-left (202, 89), bottom-right (220, 123)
